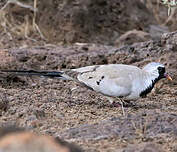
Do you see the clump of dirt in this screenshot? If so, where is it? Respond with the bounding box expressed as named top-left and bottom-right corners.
top-left (0, 126), bottom-right (83, 152)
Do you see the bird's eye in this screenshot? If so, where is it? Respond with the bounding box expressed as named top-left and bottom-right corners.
top-left (158, 67), bottom-right (165, 74)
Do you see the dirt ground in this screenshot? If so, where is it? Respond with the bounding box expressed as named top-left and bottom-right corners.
top-left (0, 0), bottom-right (177, 152)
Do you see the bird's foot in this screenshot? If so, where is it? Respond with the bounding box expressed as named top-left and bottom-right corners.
top-left (112, 101), bottom-right (121, 107)
top-left (112, 101), bottom-right (125, 116)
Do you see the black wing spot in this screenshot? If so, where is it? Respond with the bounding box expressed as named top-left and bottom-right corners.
top-left (88, 76), bottom-right (93, 79)
top-left (96, 76), bottom-right (105, 85)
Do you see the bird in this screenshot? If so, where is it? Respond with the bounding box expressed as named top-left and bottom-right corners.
top-left (1, 62), bottom-right (172, 115)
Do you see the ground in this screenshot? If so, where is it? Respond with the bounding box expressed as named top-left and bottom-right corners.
top-left (0, 0), bottom-right (177, 152)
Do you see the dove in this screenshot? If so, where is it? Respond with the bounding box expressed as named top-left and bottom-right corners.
top-left (1, 62), bottom-right (172, 115)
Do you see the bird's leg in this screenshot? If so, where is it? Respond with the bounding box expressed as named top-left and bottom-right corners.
top-left (116, 98), bottom-right (125, 116)
top-left (106, 96), bottom-right (114, 104)
top-left (106, 96), bottom-right (125, 116)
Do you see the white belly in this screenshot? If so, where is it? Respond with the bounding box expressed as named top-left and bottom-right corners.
top-left (97, 78), bottom-right (131, 97)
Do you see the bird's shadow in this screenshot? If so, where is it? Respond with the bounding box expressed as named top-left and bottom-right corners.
top-left (122, 101), bottom-right (161, 110)
top-left (96, 100), bottom-right (161, 110)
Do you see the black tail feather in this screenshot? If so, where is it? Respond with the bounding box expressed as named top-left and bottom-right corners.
top-left (1, 70), bottom-right (64, 78)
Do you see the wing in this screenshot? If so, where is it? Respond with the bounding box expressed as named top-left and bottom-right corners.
top-left (72, 64), bottom-right (141, 97)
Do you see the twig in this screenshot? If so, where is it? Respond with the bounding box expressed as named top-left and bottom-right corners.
top-left (0, 0), bottom-right (46, 41)
top-left (24, 15), bottom-right (37, 42)
top-left (1, 0), bottom-right (37, 12)
top-left (163, 7), bottom-right (176, 25)
top-left (161, 0), bottom-right (177, 16)
top-left (32, 0), bottom-right (46, 40)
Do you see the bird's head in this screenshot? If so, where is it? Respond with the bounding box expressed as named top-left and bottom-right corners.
top-left (143, 62), bottom-right (172, 81)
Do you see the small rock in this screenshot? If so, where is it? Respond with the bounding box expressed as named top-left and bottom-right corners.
top-left (118, 142), bottom-right (165, 152)
top-left (0, 95), bottom-right (9, 113)
top-left (0, 127), bottom-right (83, 152)
top-left (115, 30), bottom-right (150, 47)
top-left (149, 25), bottom-right (169, 40)
top-left (33, 109), bottom-right (45, 119)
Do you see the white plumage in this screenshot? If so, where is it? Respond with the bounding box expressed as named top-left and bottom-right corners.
top-left (72, 63), bottom-right (170, 100)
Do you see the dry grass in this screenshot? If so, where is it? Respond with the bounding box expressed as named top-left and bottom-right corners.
top-left (0, 0), bottom-right (45, 42)
top-left (143, 0), bottom-right (177, 26)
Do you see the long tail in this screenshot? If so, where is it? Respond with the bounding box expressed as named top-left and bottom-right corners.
top-left (1, 70), bottom-right (73, 80)
top-left (1, 69), bottom-right (95, 91)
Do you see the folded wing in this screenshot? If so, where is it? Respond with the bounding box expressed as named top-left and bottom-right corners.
top-left (73, 64), bottom-right (141, 97)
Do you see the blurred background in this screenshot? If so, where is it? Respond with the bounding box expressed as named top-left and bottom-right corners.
top-left (0, 0), bottom-right (175, 48)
